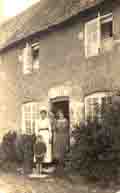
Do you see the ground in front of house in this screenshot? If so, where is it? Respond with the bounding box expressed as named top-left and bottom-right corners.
top-left (0, 171), bottom-right (120, 193)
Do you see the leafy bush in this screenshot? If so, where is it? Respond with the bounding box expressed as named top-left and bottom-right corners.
top-left (1, 131), bottom-right (17, 161)
top-left (66, 95), bottom-right (120, 180)
top-left (0, 131), bottom-right (36, 173)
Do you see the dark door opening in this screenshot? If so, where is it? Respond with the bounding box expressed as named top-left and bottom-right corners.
top-left (51, 97), bottom-right (69, 123)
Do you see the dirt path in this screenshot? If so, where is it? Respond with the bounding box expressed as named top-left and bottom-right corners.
top-left (0, 172), bottom-right (118, 193)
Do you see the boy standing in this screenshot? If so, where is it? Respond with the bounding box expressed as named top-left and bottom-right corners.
top-left (34, 135), bottom-right (47, 174)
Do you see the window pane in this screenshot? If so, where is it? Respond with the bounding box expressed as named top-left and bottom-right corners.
top-left (33, 59), bottom-right (39, 70)
top-left (22, 102), bottom-right (42, 134)
top-left (32, 103), bottom-right (36, 112)
top-left (32, 46), bottom-right (39, 70)
top-left (24, 104), bottom-right (31, 112)
top-left (32, 113), bottom-right (37, 119)
top-left (32, 120), bottom-right (36, 134)
top-left (23, 43), bottom-right (33, 74)
top-left (25, 120), bottom-right (31, 134)
top-left (32, 48), bottom-right (39, 59)
top-left (85, 93), bottom-right (113, 123)
top-left (24, 112), bottom-right (31, 120)
top-left (101, 21), bottom-right (113, 39)
top-left (85, 16), bottom-right (100, 57)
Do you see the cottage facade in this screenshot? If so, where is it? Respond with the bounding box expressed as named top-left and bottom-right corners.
top-left (0, 0), bottom-right (119, 140)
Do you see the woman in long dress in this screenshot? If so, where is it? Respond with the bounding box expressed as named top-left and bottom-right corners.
top-left (54, 110), bottom-right (69, 165)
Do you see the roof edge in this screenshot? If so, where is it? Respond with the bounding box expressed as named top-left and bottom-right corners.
top-left (0, 0), bottom-right (105, 52)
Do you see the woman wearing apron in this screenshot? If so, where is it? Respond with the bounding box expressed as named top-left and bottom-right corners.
top-left (35, 109), bottom-right (52, 163)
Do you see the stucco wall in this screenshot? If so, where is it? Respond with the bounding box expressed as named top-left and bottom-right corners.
top-left (0, 48), bottom-right (21, 139)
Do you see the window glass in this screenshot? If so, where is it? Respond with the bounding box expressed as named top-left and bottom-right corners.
top-left (23, 43), bottom-right (33, 74)
top-left (32, 45), bottom-right (40, 70)
top-left (85, 92), bottom-right (113, 122)
top-left (84, 12), bottom-right (113, 57)
top-left (22, 42), bottom-right (40, 74)
top-left (22, 102), bottom-right (40, 134)
top-left (101, 13), bottom-right (113, 39)
top-left (85, 16), bottom-right (100, 57)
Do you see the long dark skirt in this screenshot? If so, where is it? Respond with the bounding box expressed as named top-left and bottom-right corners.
top-left (53, 133), bottom-right (69, 162)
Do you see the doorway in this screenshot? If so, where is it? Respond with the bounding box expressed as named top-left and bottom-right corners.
top-left (50, 96), bottom-right (70, 155)
top-left (50, 97), bottom-right (69, 122)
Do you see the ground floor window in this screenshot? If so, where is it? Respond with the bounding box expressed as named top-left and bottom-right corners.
top-left (85, 92), bottom-right (113, 122)
top-left (22, 102), bottom-right (40, 134)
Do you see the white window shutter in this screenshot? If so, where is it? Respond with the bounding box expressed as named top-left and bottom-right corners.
top-left (23, 43), bottom-right (33, 74)
top-left (85, 16), bottom-right (101, 57)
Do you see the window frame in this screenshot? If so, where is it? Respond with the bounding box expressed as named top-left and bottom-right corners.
top-left (32, 43), bottom-right (40, 71)
top-left (22, 42), bottom-right (40, 74)
top-left (22, 42), bottom-right (33, 74)
top-left (84, 14), bottom-right (101, 58)
top-left (101, 12), bottom-right (113, 40)
top-left (84, 12), bottom-right (113, 58)
top-left (84, 92), bottom-right (113, 122)
top-left (21, 102), bottom-right (41, 135)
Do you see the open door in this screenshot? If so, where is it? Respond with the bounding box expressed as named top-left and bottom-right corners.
top-left (51, 97), bottom-right (69, 122)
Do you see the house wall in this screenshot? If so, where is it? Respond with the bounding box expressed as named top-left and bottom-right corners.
top-left (1, 1), bottom-right (120, 137)
top-left (0, 48), bottom-right (21, 139)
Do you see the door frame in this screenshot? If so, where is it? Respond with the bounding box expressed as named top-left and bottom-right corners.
top-left (49, 96), bottom-right (70, 152)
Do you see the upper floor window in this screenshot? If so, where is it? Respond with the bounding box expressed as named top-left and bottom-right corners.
top-left (84, 92), bottom-right (113, 122)
top-left (101, 13), bottom-right (113, 39)
top-left (85, 12), bottom-right (113, 58)
top-left (23, 42), bottom-right (40, 74)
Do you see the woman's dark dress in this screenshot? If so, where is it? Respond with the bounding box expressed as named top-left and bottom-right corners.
top-left (54, 118), bottom-right (69, 161)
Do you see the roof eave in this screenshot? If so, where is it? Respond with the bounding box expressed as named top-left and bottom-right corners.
top-left (0, 0), bottom-right (105, 52)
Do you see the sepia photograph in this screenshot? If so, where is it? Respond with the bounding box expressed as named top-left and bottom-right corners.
top-left (0, 0), bottom-right (120, 192)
